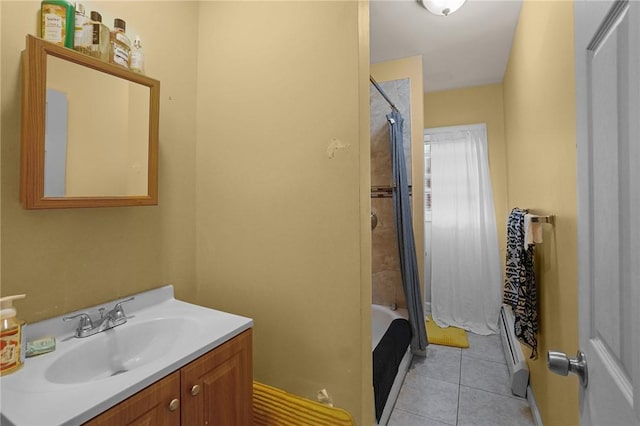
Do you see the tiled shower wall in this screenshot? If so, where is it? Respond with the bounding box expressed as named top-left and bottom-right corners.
top-left (370, 78), bottom-right (411, 308)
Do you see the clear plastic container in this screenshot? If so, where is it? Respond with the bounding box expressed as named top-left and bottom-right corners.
top-left (73, 3), bottom-right (88, 51)
top-left (0, 295), bottom-right (26, 376)
top-left (83, 11), bottom-right (110, 61)
top-left (109, 18), bottom-right (131, 69)
top-left (130, 36), bottom-right (145, 74)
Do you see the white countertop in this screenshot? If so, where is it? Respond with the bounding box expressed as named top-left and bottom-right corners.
top-left (0, 285), bottom-right (253, 426)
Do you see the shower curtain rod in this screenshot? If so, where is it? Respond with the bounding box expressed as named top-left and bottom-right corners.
top-left (370, 75), bottom-right (399, 112)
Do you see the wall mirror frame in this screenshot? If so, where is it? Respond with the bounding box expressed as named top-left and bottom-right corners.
top-left (21, 35), bottom-right (160, 209)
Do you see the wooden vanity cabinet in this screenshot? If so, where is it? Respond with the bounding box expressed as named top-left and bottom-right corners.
top-left (181, 328), bottom-right (253, 425)
top-left (85, 329), bottom-right (252, 426)
top-left (84, 372), bottom-right (181, 426)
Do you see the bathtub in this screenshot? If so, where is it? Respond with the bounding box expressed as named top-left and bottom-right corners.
top-left (372, 304), bottom-right (413, 426)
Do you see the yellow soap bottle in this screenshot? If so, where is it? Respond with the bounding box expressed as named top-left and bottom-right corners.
top-left (0, 294), bottom-right (26, 375)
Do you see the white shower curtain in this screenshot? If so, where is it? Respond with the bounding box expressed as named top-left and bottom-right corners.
top-left (428, 124), bottom-right (501, 335)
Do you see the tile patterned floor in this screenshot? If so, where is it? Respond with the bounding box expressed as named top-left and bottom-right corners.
top-left (388, 332), bottom-right (535, 426)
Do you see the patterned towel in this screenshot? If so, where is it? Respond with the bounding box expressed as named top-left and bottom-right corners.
top-left (504, 208), bottom-right (538, 358)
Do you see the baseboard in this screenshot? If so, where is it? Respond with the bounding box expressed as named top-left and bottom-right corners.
top-left (527, 385), bottom-right (543, 426)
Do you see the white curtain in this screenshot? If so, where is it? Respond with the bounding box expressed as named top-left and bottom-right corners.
top-left (428, 124), bottom-right (501, 335)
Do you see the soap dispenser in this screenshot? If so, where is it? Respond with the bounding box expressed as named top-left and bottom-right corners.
top-left (0, 294), bottom-right (26, 375)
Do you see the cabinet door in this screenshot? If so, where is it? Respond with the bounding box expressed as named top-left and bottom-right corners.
top-left (181, 329), bottom-right (253, 426)
top-left (84, 371), bottom-right (181, 426)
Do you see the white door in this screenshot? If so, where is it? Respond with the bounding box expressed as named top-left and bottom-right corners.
top-left (573, 1), bottom-right (640, 425)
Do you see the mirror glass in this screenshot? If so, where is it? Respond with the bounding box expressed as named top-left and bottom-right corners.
top-left (21, 35), bottom-right (159, 209)
top-left (45, 56), bottom-right (150, 197)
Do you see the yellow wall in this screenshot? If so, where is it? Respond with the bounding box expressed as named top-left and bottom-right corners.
top-left (0, 1), bottom-right (3, 294)
top-left (357, 2), bottom-right (373, 417)
top-left (503, 1), bottom-right (578, 425)
top-left (193, 2), bottom-right (372, 423)
top-left (4, 5), bottom-right (371, 421)
top-left (2, 2), bottom-right (370, 421)
top-left (423, 84), bottom-right (508, 262)
top-left (370, 56), bottom-right (425, 295)
top-left (1, 1), bottom-right (198, 321)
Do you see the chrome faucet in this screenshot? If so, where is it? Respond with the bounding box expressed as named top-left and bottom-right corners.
top-left (63, 297), bottom-right (134, 338)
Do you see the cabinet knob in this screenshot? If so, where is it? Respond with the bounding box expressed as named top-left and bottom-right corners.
top-left (191, 384), bottom-right (201, 396)
top-left (168, 398), bottom-right (180, 412)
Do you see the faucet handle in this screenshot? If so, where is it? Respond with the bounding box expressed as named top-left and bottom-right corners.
top-left (112, 296), bottom-right (134, 310)
top-left (111, 297), bottom-right (135, 321)
top-left (63, 312), bottom-right (93, 331)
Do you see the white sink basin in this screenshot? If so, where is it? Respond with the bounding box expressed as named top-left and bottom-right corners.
top-left (45, 317), bottom-right (197, 384)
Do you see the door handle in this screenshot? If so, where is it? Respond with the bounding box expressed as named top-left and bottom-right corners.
top-left (547, 350), bottom-right (588, 387)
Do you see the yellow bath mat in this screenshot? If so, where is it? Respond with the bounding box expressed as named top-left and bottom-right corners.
top-left (253, 381), bottom-right (355, 426)
top-left (426, 315), bottom-right (469, 348)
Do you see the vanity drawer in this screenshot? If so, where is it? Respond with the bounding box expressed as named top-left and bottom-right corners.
top-left (85, 371), bottom-right (180, 426)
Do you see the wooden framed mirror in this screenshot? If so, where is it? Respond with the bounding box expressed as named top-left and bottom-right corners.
top-left (21, 35), bottom-right (160, 209)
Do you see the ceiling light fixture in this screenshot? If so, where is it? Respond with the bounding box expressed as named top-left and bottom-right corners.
top-left (418, 0), bottom-right (467, 16)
